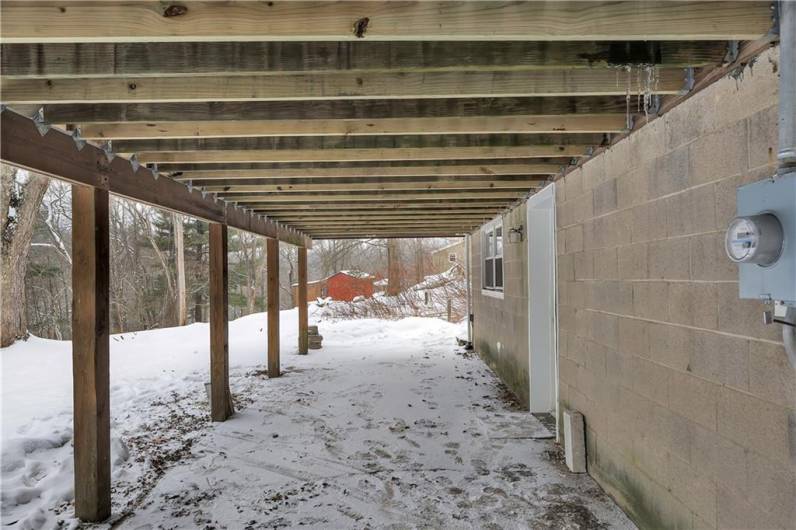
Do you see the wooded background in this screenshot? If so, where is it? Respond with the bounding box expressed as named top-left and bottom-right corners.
top-left (1, 164), bottom-right (455, 345)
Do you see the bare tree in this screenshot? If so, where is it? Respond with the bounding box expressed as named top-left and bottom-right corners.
top-left (1, 165), bottom-right (49, 346)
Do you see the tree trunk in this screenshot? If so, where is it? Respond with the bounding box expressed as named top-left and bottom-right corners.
top-left (387, 239), bottom-right (401, 296)
top-left (173, 212), bottom-right (187, 326)
top-left (1, 165), bottom-right (50, 347)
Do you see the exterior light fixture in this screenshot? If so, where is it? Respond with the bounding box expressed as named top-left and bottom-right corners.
top-left (508, 225), bottom-right (524, 244)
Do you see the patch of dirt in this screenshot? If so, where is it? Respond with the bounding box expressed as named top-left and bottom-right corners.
top-left (539, 500), bottom-right (606, 529)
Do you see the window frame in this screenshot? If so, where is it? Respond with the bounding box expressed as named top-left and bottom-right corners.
top-left (481, 218), bottom-right (504, 295)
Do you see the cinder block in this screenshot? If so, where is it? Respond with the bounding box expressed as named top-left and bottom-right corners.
top-left (690, 330), bottom-right (749, 391)
top-left (604, 138), bottom-right (631, 178)
top-left (648, 146), bottom-right (690, 199)
top-left (573, 251), bottom-right (594, 281)
top-left (591, 280), bottom-right (633, 315)
top-left (563, 409), bottom-right (587, 473)
top-left (648, 237), bottom-right (691, 280)
top-left (689, 421), bottom-right (747, 488)
top-left (747, 104), bottom-right (779, 170)
top-left (616, 165), bottom-right (650, 208)
top-left (689, 232), bottom-right (736, 282)
top-left (564, 167), bottom-right (584, 200)
top-left (668, 370), bottom-right (718, 429)
top-left (632, 281), bottom-right (670, 321)
top-left (565, 224), bottom-right (584, 254)
top-left (630, 357), bottom-right (669, 406)
top-left (749, 340), bottom-right (796, 408)
top-left (716, 282), bottom-right (783, 342)
top-left (688, 120), bottom-right (748, 186)
top-left (582, 156), bottom-right (606, 191)
top-left (744, 450), bottom-right (796, 528)
top-left (667, 282), bottom-right (718, 329)
top-left (717, 386), bottom-right (791, 463)
top-left (631, 200), bottom-right (668, 243)
top-left (618, 317), bottom-right (649, 357)
top-left (594, 247), bottom-right (619, 280)
top-left (618, 242), bottom-right (648, 280)
top-left (666, 184), bottom-right (718, 237)
top-left (648, 323), bottom-right (693, 371)
top-left (593, 178), bottom-right (618, 216)
top-left (603, 209), bottom-right (633, 248)
top-left (590, 312), bottom-right (619, 349)
top-left (571, 190), bottom-right (594, 224)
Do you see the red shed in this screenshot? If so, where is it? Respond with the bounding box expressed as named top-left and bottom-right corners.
top-left (326, 270), bottom-right (374, 301)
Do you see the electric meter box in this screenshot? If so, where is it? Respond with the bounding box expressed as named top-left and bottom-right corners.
top-left (734, 172), bottom-right (796, 304)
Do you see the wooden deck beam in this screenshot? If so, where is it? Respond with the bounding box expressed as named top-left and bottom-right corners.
top-left (0, 41), bottom-right (728, 78)
top-left (76, 114), bottom-right (627, 140)
top-left (0, 2), bottom-right (771, 42)
top-left (0, 68), bottom-right (687, 103)
top-left (209, 223), bottom-right (233, 421)
top-left (71, 184), bottom-right (111, 522)
top-left (0, 108), bottom-right (310, 246)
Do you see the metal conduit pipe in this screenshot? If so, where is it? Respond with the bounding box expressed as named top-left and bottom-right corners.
top-left (778, 1), bottom-right (796, 367)
top-left (778, 0), bottom-right (796, 172)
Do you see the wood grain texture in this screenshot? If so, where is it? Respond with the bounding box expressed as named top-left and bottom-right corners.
top-left (134, 145), bottom-right (589, 164)
top-left (0, 2), bottom-right (771, 42)
top-left (71, 184), bottom-right (110, 522)
top-left (0, 109), bottom-right (310, 246)
top-left (267, 237), bottom-right (280, 377)
top-left (0, 68), bottom-right (686, 103)
top-left (26, 97), bottom-right (632, 123)
top-left (171, 163), bottom-right (563, 180)
top-left (297, 248), bottom-right (308, 355)
top-left (77, 115), bottom-right (628, 140)
top-left (0, 41), bottom-right (728, 77)
top-left (209, 223), bottom-right (233, 422)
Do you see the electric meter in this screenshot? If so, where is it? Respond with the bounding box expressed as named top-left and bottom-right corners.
top-left (725, 213), bottom-right (784, 266)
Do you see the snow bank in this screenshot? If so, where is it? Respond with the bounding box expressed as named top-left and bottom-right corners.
top-left (0, 307), bottom-right (464, 528)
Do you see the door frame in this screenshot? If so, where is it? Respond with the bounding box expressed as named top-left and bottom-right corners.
top-left (526, 183), bottom-right (559, 434)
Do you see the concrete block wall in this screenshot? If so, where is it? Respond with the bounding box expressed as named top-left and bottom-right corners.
top-left (470, 205), bottom-right (531, 406)
top-left (556, 46), bottom-right (795, 529)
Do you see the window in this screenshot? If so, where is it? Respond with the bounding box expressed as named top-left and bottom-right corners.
top-left (482, 219), bottom-right (503, 291)
top-left (448, 253), bottom-right (457, 262)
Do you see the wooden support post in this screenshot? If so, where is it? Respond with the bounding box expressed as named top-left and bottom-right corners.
top-left (267, 237), bottom-right (280, 376)
top-left (71, 185), bottom-right (110, 522)
top-left (209, 223), bottom-right (233, 421)
top-left (297, 247), bottom-right (308, 355)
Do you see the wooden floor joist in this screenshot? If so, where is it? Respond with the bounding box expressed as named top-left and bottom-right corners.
top-left (110, 133), bottom-right (605, 153)
top-left (0, 68), bottom-right (688, 103)
top-left (76, 114), bottom-right (628, 140)
top-left (226, 190), bottom-right (530, 203)
top-left (0, 41), bottom-right (729, 78)
top-left (247, 200), bottom-right (516, 210)
top-left (200, 180), bottom-right (544, 193)
top-left (17, 97), bottom-right (632, 123)
top-left (169, 163), bottom-right (563, 181)
top-left (0, 2), bottom-right (771, 42)
top-left (134, 145), bottom-right (588, 164)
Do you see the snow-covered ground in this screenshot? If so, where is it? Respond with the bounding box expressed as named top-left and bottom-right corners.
top-left (1, 308), bottom-right (634, 529)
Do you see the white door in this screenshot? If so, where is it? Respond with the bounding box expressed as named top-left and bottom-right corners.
top-left (526, 183), bottom-right (558, 416)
